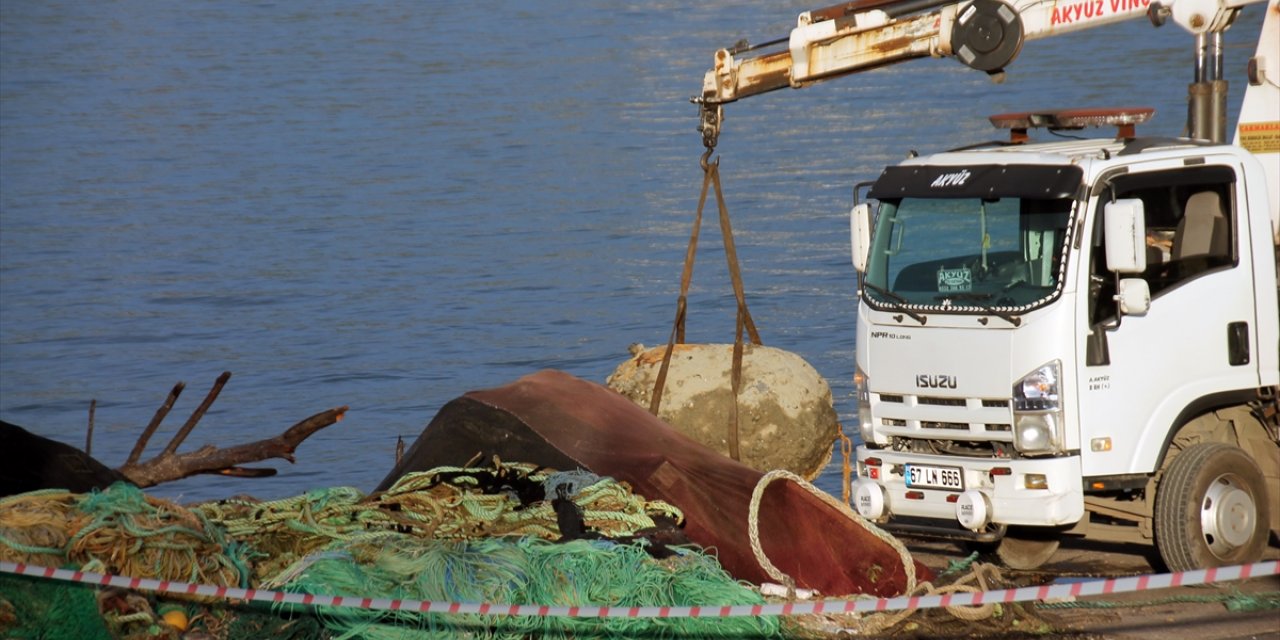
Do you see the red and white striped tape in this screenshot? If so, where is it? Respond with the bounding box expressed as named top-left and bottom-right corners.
top-left (2, 560), bottom-right (1276, 618)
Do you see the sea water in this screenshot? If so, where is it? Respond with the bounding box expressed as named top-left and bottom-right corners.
top-left (0, 1), bottom-right (1266, 502)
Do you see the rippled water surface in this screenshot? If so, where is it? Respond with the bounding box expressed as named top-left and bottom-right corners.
top-left (1, 1), bottom-right (1265, 501)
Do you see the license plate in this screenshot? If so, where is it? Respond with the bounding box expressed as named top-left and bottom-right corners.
top-left (905, 464), bottom-right (964, 491)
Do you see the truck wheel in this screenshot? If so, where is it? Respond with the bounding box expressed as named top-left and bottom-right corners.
top-left (1154, 442), bottom-right (1270, 572)
top-left (996, 526), bottom-right (1060, 570)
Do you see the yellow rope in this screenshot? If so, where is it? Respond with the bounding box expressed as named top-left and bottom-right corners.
top-left (2, 462), bottom-right (687, 589)
top-left (193, 461), bottom-right (686, 583)
top-left (845, 564), bottom-right (997, 634)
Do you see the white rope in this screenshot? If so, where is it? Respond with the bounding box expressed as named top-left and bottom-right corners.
top-left (746, 469), bottom-right (997, 633)
top-left (746, 469), bottom-right (917, 594)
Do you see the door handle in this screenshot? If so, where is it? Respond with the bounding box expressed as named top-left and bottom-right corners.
top-left (1227, 321), bottom-right (1250, 366)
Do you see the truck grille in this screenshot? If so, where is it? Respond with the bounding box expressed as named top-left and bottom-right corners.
top-left (871, 392), bottom-right (1014, 443)
top-left (919, 396), bottom-right (966, 407)
top-left (921, 420), bottom-right (969, 430)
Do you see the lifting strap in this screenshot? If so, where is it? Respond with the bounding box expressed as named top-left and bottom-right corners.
top-left (649, 150), bottom-right (762, 461)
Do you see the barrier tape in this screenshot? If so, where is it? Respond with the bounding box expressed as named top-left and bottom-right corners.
top-left (2, 560), bottom-right (1276, 619)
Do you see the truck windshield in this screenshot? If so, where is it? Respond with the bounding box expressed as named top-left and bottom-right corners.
top-left (863, 197), bottom-right (1073, 313)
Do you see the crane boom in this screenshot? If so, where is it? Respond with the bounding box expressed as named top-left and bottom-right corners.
top-left (696, 0), bottom-right (1265, 146)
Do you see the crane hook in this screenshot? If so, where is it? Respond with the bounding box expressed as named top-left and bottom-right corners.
top-left (697, 102), bottom-right (722, 172)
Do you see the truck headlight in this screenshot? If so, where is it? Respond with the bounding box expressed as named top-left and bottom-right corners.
top-left (1014, 412), bottom-right (1058, 452)
top-left (1013, 361), bottom-right (1060, 411)
top-left (855, 364), bottom-right (874, 443)
top-left (1012, 361), bottom-right (1064, 454)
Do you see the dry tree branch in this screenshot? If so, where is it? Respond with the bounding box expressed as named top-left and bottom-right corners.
top-left (86, 399), bottom-right (96, 456)
top-left (113, 372), bottom-right (348, 488)
top-left (161, 371), bottom-right (231, 456)
top-left (118, 405), bottom-right (348, 488)
top-left (126, 381), bottom-right (184, 465)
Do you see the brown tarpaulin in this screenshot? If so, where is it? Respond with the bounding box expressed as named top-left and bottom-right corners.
top-left (379, 369), bottom-right (931, 597)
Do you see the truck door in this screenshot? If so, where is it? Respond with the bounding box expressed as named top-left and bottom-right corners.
top-left (1077, 161), bottom-right (1261, 477)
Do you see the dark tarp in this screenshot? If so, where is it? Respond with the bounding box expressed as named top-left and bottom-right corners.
top-left (0, 420), bottom-right (131, 497)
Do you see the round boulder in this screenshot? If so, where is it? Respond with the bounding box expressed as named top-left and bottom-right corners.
top-left (605, 343), bottom-right (839, 480)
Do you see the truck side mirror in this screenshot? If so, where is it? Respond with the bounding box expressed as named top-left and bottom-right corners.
top-left (1104, 198), bottom-right (1147, 274)
top-left (1116, 278), bottom-right (1151, 315)
top-left (851, 203), bottom-right (872, 273)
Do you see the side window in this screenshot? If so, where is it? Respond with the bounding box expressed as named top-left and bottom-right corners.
top-left (1089, 166), bottom-right (1237, 324)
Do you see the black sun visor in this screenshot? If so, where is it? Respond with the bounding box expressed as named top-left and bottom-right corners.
top-left (868, 164), bottom-right (1084, 200)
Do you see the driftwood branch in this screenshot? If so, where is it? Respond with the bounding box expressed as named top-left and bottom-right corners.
top-left (214, 466), bottom-right (278, 478)
top-left (118, 406), bottom-right (348, 488)
top-left (126, 381), bottom-right (184, 465)
top-left (86, 399), bottom-right (96, 456)
top-left (162, 371), bottom-right (230, 456)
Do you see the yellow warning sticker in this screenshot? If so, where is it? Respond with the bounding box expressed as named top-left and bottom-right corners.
top-left (1238, 121), bottom-right (1280, 154)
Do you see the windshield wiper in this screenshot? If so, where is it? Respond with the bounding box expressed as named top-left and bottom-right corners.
top-left (862, 281), bottom-right (927, 325)
top-left (934, 293), bottom-right (1021, 327)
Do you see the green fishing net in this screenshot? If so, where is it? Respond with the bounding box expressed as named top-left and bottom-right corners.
top-left (284, 534), bottom-right (781, 639)
top-left (0, 574), bottom-right (111, 640)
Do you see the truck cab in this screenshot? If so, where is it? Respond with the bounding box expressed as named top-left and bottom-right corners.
top-left (849, 115), bottom-right (1280, 570)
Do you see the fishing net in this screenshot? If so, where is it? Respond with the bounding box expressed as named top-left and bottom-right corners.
top-left (212, 601), bottom-right (328, 640)
top-left (378, 465), bottom-right (683, 539)
top-left (283, 533), bottom-right (780, 639)
top-left (0, 463), bottom-right (764, 639)
top-left (0, 489), bottom-right (80, 569)
top-left (194, 486), bottom-right (373, 585)
top-left (0, 482), bottom-right (248, 588)
top-left (195, 462), bottom-right (684, 584)
top-left (0, 573), bottom-right (112, 640)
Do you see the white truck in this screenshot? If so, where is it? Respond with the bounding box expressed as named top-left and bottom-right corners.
top-left (697, 0), bottom-right (1280, 570)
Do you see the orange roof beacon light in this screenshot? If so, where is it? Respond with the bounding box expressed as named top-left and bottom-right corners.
top-left (988, 107), bottom-right (1156, 143)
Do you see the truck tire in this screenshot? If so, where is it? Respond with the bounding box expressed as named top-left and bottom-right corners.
top-left (1154, 442), bottom-right (1270, 572)
top-left (995, 526), bottom-right (1061, 570)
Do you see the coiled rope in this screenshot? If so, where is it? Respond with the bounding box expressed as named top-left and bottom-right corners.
top-left (746, 469), bottom-right (997, 632)
top-left (195, 462), bottom-right (684, 583)
top-left (0, 483), bottom-right (247, 589)
top-left (747, 469), bottom-right (917, 593)
top-left (1036, 590), bottom-right (1280, 611)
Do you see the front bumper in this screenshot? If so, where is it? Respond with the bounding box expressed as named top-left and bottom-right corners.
top-left (853, 448), bottom-right (1085, 529)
